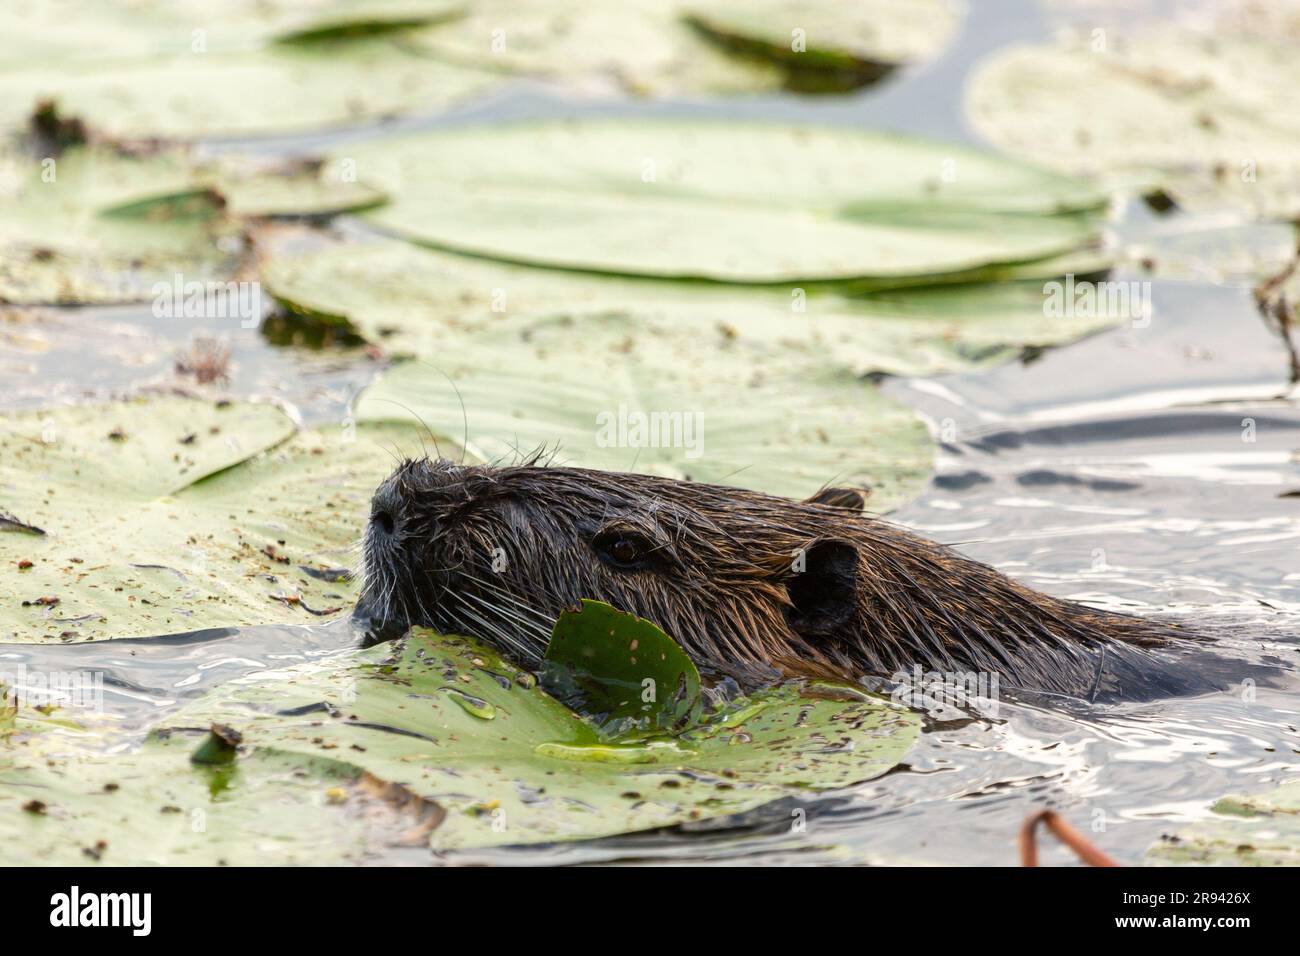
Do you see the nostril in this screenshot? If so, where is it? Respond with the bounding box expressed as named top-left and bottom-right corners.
top-left (373, 509), bottom-right (396, 535)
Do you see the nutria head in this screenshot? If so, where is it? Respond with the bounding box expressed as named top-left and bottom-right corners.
top-left (358, 457), bottom-right (1226, 700)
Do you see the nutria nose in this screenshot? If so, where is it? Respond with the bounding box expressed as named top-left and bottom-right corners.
top-left (369, 484), bottom-right (406, 538)
top-left (372, 508), bottom-right (397, 536)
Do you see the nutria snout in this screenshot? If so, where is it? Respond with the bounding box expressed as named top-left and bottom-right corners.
top-left (357, 456), bottom-right (1240, 702)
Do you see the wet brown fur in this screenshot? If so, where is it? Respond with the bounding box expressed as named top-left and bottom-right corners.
top-left (360, 457), bottom-right (1205, 699)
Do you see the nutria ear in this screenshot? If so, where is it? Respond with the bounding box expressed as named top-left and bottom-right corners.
top-left (785, 538), bottom-right (859, 636)
top-left (804, 486), bottom-right (869, 511)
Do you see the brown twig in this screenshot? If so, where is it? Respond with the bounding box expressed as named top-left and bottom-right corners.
top-left (1020, 809), bottom-right (1121, 867)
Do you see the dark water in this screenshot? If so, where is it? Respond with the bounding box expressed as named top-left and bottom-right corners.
top-left (3, 0), bottom-right (1299, 864)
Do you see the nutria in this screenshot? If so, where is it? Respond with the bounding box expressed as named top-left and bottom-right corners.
top-left (357, 456), bottom-right (1247, 702)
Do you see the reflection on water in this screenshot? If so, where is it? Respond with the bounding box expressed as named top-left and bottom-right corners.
top-left (3, 0), bottom-right (1299, 864)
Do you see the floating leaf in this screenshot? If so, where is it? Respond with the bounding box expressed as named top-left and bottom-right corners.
top-left (161, 626), bottom-right (920, 852)
top-left (682, 0), bottom-right (959, 92)
top-left (1148, 780), bottom-right (1300, 865)
top-left (401, 0), bottom-right (958, 96)
top-left (0, 724), bottom-right (448, 865)
top-left (0, 144), bottom-right (236, 305)
top-left (966, 23), bottom-right (1300, 218)
top-left (208, 157), bottom-right (387, 218)
top-left (264, 238), bottom-right (1117, 380)
top-left (355, 349), bottom-right (932, 506)
top-left (0, 38), bottom-right (499, 140)
top-left (340, 119), bottom-right (1106, 284)
top-left (0, 398), bottom-right (428, 642)
top-left (0, 0), bottom-right (466, 65)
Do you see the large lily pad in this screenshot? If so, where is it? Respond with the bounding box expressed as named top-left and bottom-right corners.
top-left (264, 238), bottom-right (1118, 380)
top-left (338, 119), bottom-right (1106, 283)
top-left (354, 347), bottom-right (932, 506)
top-left (159, 623), bottom-right (921, 853)
top-left (401, 0), bottom-right (958, 97)
top-left (0, 398), bottom-right (430, 642)
top-left (966, 22), bottom-right (1300, 219)
top-left (1148, 780), bottom-right (1300, 865)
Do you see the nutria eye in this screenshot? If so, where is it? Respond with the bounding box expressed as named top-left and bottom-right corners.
top-left (592, 530), bottom-right (651, 570)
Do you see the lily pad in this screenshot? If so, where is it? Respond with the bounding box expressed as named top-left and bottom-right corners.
top-left (354, 348), bottom-right (932, 506)
top-left (0, 397), bottom-right (429, 642)
top-left (682, 0), bottom-right (959, 92)
top-left (0, 0), bottom-right (466, 65)
top-left (0, 144), bottom-right (237, 305)
top-left (401, 0), bottom-right (958, 96)
top-left (161, 624), bottom-right (921, 852)
top-left (338, 119), bottom-right (1106, 283)
top-left (0, 722), bottom-right (448, 865)
top-left (540, 600), bottom-right (702, 737)
top-left (264, 238), bottom-right (1118, 380)
top-left (0, 38), bottom-right (500, 140)
top-left (208, 157), bottom-right (388, 218)
top-left (1148, 780), bottom-right (1300, 865)
top-left (966, 23), bottom-right (1300, 219)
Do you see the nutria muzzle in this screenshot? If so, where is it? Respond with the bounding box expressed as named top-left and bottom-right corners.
top-left (357, 456), bottom-right (1261, 702)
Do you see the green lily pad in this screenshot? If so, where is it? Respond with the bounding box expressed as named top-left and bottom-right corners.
top-left (161, 625), bottom-right (920, 852)
top-left (0, 144), bottom-right (237, 305)
top-left (966, 23), bottom-right (1300, 219)
top-left (540, 600), bottom-right (702, 737)
top-left (0, 38), bottom-right (499, 140)
top-left (401, 0), bottom-right (958, 97)
top-left (354, 348), bottom-right (932, 506)
top-left (0, 142), bottom-right (396, 304)
top-left (1148, 780), bottom-right (1300, 866)
top-left (264, 238), bottom-right (1118, 381)
top-left (0, 0), bottom-right (466, 65)
top-left (0, 397), bottom-right (430, 642)
top-left (338, 119), bottom-right (1106, 284)
top-left (208, 157), bottom-right (388, 218)
top-left (0, 722), bottom-right (448, 865)
top-left (682, 0), bottom-right (958, 91)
